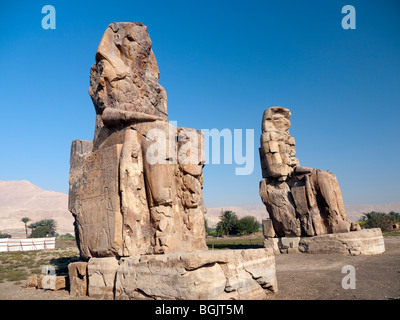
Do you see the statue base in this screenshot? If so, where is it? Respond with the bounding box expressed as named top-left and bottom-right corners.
top-left (263, 228), bottom-right (385, 256)
top-left (83, 248), bottom-right (278, 300)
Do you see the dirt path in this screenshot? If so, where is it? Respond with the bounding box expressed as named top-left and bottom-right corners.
top-left (0, 237), bottom-right (398, 300)
top-left (0, 281), bottom-right (93, 300)
top-left (266, 237), bottom-right (400, 300)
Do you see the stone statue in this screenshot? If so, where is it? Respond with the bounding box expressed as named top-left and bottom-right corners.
top-left (69, 22), bottom-right (207, 259)
top-left (259, 106), bottom-right (360, 237)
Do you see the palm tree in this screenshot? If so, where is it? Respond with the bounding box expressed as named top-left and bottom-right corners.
top-left (361, 212), bottom-right (392, 230)
top-left (28, 219), bottom-right (58, 238)
top-left (21, 217), bottom-right (31, 238)
top-left (216, 211), bottom-right (238, 236)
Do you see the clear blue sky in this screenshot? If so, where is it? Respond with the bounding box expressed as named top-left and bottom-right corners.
top-left (0, 0), bottom-right (399, 207)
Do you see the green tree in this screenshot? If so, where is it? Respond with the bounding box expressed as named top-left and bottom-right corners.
top-left (0, 231), bottom-right (11, 238)
top-left (59, 233), bottom-right (75, 239)
top-left (236, 216), bottom-right (260, 235)
top-left (28, 219), bottom-right (57, 238)
top-left (21, 217), bottom-right (31, 238)
top-left (360, 212), bottom-right (392, 231)
top-left (216, 211), bottom-right (238, 236)
top-left (388, 211), bottom-right (400, 228)
top-left (29, 225), bottom-right (52, 238)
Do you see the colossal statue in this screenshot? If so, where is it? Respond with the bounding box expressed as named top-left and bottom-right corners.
top-left (69, 22), bottom-right (207, 259)
top-left (259, 107), bottom-right (360, 237)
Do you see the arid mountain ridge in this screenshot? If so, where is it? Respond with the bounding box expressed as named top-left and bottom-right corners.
top-left (0, 180), bottom-right (399, 236)
top-left (0, 180), bottom-right (74, 237)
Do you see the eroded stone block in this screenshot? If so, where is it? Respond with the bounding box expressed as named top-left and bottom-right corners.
top-left (114, 249), bottom-right (277, 300)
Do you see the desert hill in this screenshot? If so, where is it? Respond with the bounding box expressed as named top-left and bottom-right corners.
top-left (0, 180), bottom-right (74, 237)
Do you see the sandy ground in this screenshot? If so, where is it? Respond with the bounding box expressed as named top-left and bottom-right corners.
top-left (266, 237), bottom-right (400, 300)
top-left (0, 237), bottom-right (398, 300)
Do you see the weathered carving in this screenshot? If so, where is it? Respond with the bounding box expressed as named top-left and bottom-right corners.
top-left (259, 107), bottom-right (361, 237)
top-left (69, 22), bottom-right (207, 259)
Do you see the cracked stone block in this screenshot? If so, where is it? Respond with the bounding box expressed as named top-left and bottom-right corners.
top-left (68, 261), bottom-right (88, 297)
top-left (112, 248), bottom-right (277, 300)
top-left (298, 228), bottom-right (385, 255)
top-left (264, 229), bottom-right (385, 255)
top-left (87, 257), bottom-right (119, 300)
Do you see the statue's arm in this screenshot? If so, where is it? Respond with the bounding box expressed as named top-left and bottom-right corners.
top-left (294, 166), bottom-right (313, 175)
top-left (101, 107), bottom-right (164, 126)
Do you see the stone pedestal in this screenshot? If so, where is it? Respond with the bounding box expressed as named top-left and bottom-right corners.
top-left (263, 228), bottom-right (385, 256)
top-left (86, 248), bottom-right (278, 300)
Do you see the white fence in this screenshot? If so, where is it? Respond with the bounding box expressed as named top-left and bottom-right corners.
top-left (0, 237), bottom-right (56, 252)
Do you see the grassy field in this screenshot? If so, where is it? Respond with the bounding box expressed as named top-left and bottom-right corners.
top-left (206, 236), bottom-right (264, 250)
top-left (0, 239), bottom-right (79, 284)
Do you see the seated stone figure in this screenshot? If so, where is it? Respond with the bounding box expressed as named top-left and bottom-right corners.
top-left (259, 107), bottom-right (360, 237)
top-left (69, 22), bottom-right (207, 259)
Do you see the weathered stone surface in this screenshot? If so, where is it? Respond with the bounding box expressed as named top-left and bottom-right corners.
top-left (291, 166), bottom-right (353, 235)
top-left (114, 249), bottom-right (277, 300)
top-left (264, 229), bottom-right (385, 255)
top-left (259, 179), bottom-right (300, 237)
top-left (68, 261), bottom-right (88, 297)
top-left (52, 275), bottom-right (67, 291)
top-left (261, 219), bottom-right (276, 238)
top-left (298, 228), bottom-right (385, 255)
top-left (259, 107), bottom-right (299, 181)
top-left (263, 237), bottom-right (300, 254)
top-left (33, 274), bottom-right (67, 291)
top-left (68, 22), bottom-right (207, 259)
top-left (259, 107), bottom-right (360, 237)
top-left (119, 129), bottom-right (152, 256)
top-left (36, 274), bottom-right (45, 289)
top-left (87, 257), bottom-right (119, 300)
top-left (25, 274), bottom-right (38, 288)
top-left (89, 22), bottom-right (168, 149)
top-left (69, 144), bottom-right (124, 259)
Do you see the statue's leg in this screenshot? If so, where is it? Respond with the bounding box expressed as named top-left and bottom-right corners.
top-left (119, 128), bottom-right (153, 256)
top-left (138, 121), bottom-right (179, 253)
top-left (316, 170), bottom-right (351, 233)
